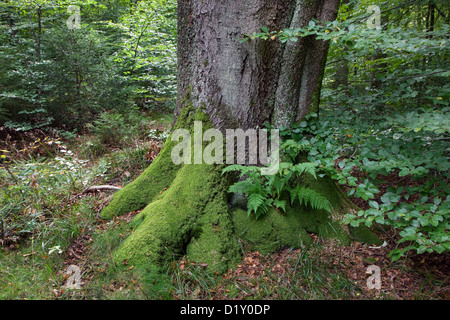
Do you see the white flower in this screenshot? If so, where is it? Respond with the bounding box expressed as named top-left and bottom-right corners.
top-left (49, 245), bottom-right (63, 255)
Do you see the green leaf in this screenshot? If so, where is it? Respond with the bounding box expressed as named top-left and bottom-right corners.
top-left (350, 220), bottom-right (360, 227)
top-left (247, 193), bottom-right (267, 216)
top-left (289, 185), bottom-right (331, 212)
top-left (369, 200), bottom-right (379, 209)
top-left (273, 199), bottom-right (287, 212)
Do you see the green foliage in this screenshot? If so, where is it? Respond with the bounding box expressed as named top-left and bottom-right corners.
top-left (88, 112), bottom-right (126, 147)
top-left (289, 107), bottom-right (450, 260)
top-left (0, 143), bottom-right (98, 252)
top-left (222, 140), bottom-right (332, 220)
top-left (0, 0), bottom-right (177, 131)
top-left (247, 1), bottom-right (449, 116)
top-left (244, 0), bottom-right (449, 260)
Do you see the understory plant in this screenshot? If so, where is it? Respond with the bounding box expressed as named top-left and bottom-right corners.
top-left (294, 109), bottom-right (449, 261)
top-left (223, 105), bottom-right (449, 260)
top-left (222, 129), bottom-right (332, 219)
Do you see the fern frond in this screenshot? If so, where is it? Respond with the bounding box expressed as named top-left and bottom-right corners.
top-left (265, 174), bottom-right (286, 199)
top-left (273, 199), bottom-right (287, 212)
top-left (228, 180), bottom-right (254, 194)
top-left (247, 192), bottom-right (268, 217)
top-left (281, 139), bottom-right (311, 152)
top-left (255, 198), bottom-right (273, 219)
top-left (292, 162), bottom-right (318, 179)
top-left (222, 164), bottom-right (261, 175)
top-left (289, 185), bottom-right (331, 212)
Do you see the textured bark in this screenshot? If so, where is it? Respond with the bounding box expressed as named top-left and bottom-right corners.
top-left (176, 0), bottom-right (340, 130)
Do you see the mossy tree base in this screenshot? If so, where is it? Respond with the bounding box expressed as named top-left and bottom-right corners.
top-left (100, 105), bottom-right (380, 275)
top-left (231, 174), bottom-right (382, 255)
top-left (100, 144), bottom-right (381, 275)
top-left (110, 163), bottom-right (241, 274)
top-left (100, 139), bottom-right (180, 220)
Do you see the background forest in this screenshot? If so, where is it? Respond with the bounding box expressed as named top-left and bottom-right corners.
top-left (0, 0), bottom-right (448, 300)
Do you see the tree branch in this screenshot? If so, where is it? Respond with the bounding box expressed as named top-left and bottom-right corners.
top-left (82, 185), bottom-right (122, 193)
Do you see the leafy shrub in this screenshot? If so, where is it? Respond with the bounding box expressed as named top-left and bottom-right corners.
top-left (294, 109), bottom-right (449, 260)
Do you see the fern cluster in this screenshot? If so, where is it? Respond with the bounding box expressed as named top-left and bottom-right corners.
top-left (222, 139), bottom-right (331, 219)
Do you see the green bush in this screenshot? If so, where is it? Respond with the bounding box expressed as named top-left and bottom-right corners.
top-left (290, 109), bottom-right (449, 260)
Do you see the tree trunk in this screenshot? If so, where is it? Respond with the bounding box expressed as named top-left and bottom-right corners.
top-left (177, 0), bottom-right (340, 129)
top-left (36, 5), bottom-right (42, 61)
top-left (101, 0), bottom-right (379, 274)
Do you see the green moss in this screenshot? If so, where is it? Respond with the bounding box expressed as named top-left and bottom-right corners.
top-left (100, 102), bottom-right (200, 220)
top-left (100, 138), bottom-right (180, 219)
top-left (194, 108), bottom-right (212, 124)
top-left (307, 175), bottom-right (381, 245)
top-left (186, 185), bottom-right (241, 274)
top-left (231, 175), bottom-right (381, 254)
top-left (111, 108), bottom-right (241, 273)
top-left (350, 225), bottom-right (383, 246)
top-left (232, 208), bottom-right (312, 254)
top-left (113, 163), bottom-right (240, 274)
top-left (232, 203), bottom-right (349, 255)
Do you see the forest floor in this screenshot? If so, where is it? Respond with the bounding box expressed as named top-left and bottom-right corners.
top-left (0, 111), bottom-right (448, 300)
top-left (60, 205), bottom-right (450, 300)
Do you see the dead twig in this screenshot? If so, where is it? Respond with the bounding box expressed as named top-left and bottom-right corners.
top-left (81, 185), bottom-right (122, 194)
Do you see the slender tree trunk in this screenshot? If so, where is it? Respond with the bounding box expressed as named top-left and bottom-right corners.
top-left (418, 1), bottom-right (436, 107)
top-left (36, 5), bottom-right (42, 61)
top-left (332, 0), bottom-right (349, 91)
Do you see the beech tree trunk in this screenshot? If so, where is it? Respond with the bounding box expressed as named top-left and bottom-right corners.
top-left (99, 0), bottom-right (380, 275)
top-left (177, 0), bottom-right (340, 129)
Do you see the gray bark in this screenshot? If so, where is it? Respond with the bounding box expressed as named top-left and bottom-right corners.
top-left (176, 0), bottom-right (340, 130)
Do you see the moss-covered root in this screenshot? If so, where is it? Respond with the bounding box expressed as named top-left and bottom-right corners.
top-left (231, 175), bottom-right (382, 254)
top-left (113, 164), bottom-right (241, 274)
top-left (100, 140), bottom-right (180, 220)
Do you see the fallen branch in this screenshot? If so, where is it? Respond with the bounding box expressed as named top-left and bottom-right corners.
top-left (82, 185), bottom-right (122, 194)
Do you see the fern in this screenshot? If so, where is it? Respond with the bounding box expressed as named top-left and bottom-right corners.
top-left (272, 198), bottom-right (287, 212)
top-left (281, 139), bottom-right (312, 162)
top-left (223, 159), bottom-right (331, 218)
top-left (247, 193), bottom-right (271, 219)
top-left (292, 162), bottom-right (318, 179)
top-left (267, 175), bottom-right (286, 199)
top-left (288, 185), bottom-right (331, 213)
top-left (228, 180), bottom-right (254, 194)
top-left (222, 138), bottom-right (332, 219)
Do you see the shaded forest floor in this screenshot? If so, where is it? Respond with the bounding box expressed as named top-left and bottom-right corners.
top-left (0, 111), bottom-right (448, 300)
